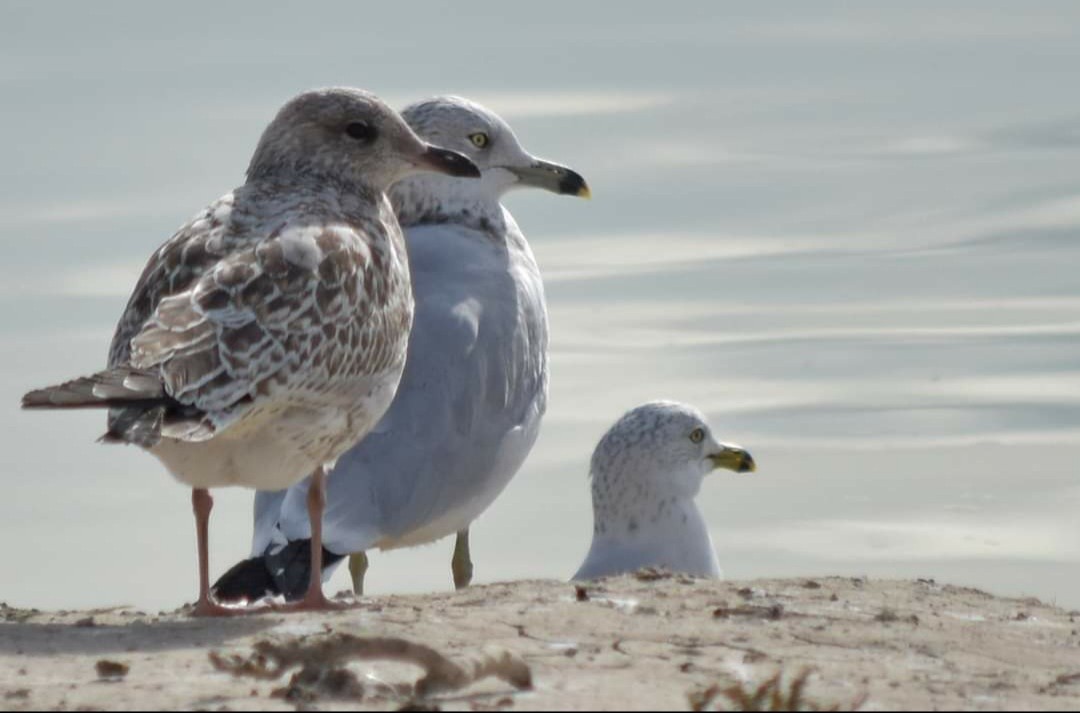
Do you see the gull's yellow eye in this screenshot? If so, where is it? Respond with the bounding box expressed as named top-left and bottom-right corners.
top-left (689, 428), bottom-right (706, 444)
top-left (469, 132), bottom-right (489, 149)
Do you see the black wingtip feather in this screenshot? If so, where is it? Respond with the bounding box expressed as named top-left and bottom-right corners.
top-left (212, 556), bottom-right (281, 603)
top-left (212, 540), bottom-right (347, 603)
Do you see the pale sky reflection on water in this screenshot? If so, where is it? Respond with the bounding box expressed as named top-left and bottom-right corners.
top-left (1, 1), bottom-right (1079, 611)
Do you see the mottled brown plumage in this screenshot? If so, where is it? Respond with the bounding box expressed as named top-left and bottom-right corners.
top-left (22, 86), bottom-right (480, 615)
top-left (104, 185), bottom-right (412, 464)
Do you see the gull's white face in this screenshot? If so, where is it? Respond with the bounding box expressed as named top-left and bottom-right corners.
top-left (399, 96), bottom-right (589, 199)
top-left (407, 103), bottom-right (527, 183)
top-left (591, 401), bottom-right (755, 505)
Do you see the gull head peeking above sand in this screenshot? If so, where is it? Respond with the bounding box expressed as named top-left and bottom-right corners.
top-left (573, 401), bottom-right (756, 581)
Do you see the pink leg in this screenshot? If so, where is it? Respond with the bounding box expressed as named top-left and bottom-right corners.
top-left (281, 467), bottom-right (345, 611)
top-left (191, 489), bottom-right (245, 617)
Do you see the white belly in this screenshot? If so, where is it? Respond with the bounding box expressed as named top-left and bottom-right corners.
top-left (151, 371), bottom-right (401, 491)
top-left (574, 502), bottom-right (722, 580)
top-left (378, 404), bottom-right (544, 550)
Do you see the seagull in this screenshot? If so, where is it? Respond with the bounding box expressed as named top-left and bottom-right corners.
top-left (212, 95), bottom-right (589, 602)
top-left (573, 401), bottom-right (756, 581)
top-left (21, 87), bottom-right (480, 616)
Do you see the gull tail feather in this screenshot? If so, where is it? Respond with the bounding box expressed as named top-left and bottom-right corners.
top-left (21, 367), bottom-right (166, 409)
top-left (21, 366), bottom-right (205, 448)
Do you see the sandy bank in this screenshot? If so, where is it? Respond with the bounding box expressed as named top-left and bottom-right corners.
top-left (2, 575), bottom-right (1079, 711)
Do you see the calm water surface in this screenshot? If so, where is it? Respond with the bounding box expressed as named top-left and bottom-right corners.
top-left (2, 2), bottom-right (1078, 610)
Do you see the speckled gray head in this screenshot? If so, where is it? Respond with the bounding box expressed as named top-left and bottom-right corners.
top-left (247, 87), bottom-right (480, 190)
top-left (396, 95), bottom-right (590, 200)
top-left (574, 400), bottom-right (756, 580)
top-left (591, 401), bottom-right (755, 504)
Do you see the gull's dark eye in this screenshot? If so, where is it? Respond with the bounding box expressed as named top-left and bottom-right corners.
top-left (689, 428), bottom-right (706, 444)
top-left (345, 121), bottom-right (377, 143)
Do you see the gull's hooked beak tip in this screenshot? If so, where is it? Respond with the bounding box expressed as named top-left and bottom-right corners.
top-left (558, 167), bottom-right (591, 199)
top-left (508, 159), bottom-right (590, 198)
top-left (709, 446), bottom-right (756, 474)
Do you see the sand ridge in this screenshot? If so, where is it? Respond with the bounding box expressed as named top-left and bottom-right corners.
top-left (2, 575), bottom-right (1080, 710)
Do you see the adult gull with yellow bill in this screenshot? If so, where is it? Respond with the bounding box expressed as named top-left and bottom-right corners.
top-left (573, 401), bottom-right (756, 581)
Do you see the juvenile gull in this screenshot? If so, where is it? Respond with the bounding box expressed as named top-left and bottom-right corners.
top-left (22, 87), bottom-right (480, 615)
top-left (213, 96), bottom-right (589, 602)
top-left (573, 401), bottom-right (756, 581)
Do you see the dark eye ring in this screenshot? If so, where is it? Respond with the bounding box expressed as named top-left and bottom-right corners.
top-left (345, 121), bottom-right (377, 143)
top-left (689, 428), bottom-right (705, 444)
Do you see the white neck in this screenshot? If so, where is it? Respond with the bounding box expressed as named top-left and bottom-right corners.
top-left (575, 496), bottom-right (721, 580)
top-left (390, 173), bottom-right (507, 232)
